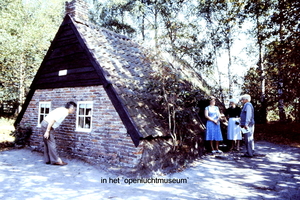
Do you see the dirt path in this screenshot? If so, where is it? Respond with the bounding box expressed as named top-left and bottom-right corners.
top-left (0, 141), bottom-right (299, 200)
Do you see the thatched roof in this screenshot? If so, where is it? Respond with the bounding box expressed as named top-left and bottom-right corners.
top-left (16, 0), bottom-right (211, 147)
top-left (73, 15), bottom-right (211, 140)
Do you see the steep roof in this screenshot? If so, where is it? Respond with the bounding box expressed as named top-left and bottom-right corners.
top-left (16, 14), bottom-right (210, 147)
top-left (71, 16), bottom-right (170, 143)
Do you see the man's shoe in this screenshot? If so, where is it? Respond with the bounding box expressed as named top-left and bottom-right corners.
top-left (53, 161), bottom-right (68, 166)
top-left (241, 154), bottom-right (253, 158)
top-left (45, 162), bottom-right (51, 164)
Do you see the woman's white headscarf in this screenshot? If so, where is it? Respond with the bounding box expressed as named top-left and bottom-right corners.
top-left (229, 98), bottom-right (239, 105)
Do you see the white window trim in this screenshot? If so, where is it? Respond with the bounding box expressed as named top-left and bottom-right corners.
top-left (75, 101), bottom-right (93, 132)
top-left (37, 101), bottom-right (51, 127)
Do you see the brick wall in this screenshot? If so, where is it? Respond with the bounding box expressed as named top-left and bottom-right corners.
top-left (19, 86), bottom-right (143, 167)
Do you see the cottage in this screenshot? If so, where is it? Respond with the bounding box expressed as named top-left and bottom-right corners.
top-left (15, 0), bottom-right (210, 170)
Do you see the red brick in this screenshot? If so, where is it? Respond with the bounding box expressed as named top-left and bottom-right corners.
top-left (19, 86), bottom-right (143, 168)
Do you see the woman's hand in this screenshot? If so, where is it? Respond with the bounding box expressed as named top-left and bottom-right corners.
top-left (240, 125), bottom-right (248, 130)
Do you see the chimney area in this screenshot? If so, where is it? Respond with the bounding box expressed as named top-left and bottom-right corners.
top-left (65, 0), bottom-right (89, 24)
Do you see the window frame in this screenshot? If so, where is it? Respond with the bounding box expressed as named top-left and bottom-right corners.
top-left (75, 101), bottom-right (93, 132)
top-left (37, 101), bottom-right (51, 127)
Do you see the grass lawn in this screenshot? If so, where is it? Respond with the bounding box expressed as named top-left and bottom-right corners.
top-left (0, 117), bottom-right (15, 143)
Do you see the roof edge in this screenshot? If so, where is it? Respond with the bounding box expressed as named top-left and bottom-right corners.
top-left (68, 15), bottom-right (143, 147)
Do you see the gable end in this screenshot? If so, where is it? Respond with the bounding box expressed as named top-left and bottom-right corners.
top-left (33, 15), bottom-right (107, 89)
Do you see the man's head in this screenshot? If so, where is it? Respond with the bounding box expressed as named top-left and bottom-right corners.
top-left (65, 101), bottom-right (77, 114)
top-left (240, 94), bottom-right (251, 104)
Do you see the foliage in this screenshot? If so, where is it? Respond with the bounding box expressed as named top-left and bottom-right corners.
top-left (242, 0), bottom-right (300, 122)
top-left (90, 0), bottom-right (299, 123)
top-left (263, 0), bottom-right (300, 122)
top-left (90, 0), bottom-right (222, 94)
top-left (0, 117), bottom-right (15, 144)
top-left (0, 0), bottom-right (65, 104)
top-left (242, 0), bottom-right (276, 123)
top-left (255, 122), bottom-right (300, 147)
top-left (242, 67), bottom-right (276, 123)
top-left (1, 0), bottom-right (299, 123)
top-left (10, 123), bottom-right (32, 147)
top-left (90, 0), bottom-right (137, 37)
top-left (197, 0), bottom-right (246, 99)
top-left (146, 57), bottom-right (210, 150)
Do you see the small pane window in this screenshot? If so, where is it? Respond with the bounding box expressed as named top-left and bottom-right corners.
top-left (76, 101), bottom-right (93, 131)
top-left (38, 102), bottom-right (51, 126)
top-left (58, 69), bottom-right (67, 76)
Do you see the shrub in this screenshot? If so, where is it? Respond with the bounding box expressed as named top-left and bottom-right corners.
top-left (10, 123), bottom-right (32, 147)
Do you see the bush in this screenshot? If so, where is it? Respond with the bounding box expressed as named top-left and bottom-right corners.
top-left (10, 123), bottom-right (32, 147)
top-left (255, 122), bottom-right (300, 147)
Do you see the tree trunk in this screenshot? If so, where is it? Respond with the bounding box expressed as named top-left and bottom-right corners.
top-left (297, 98), bottom-right (300, 123)
top-left (141, 0), bottom-right (145, 41)
top-left (277, 0), bottom-right (286, 122)
top-left (226, 30), bottom-right (233, 99)
top-left (19, 60), bottom-right (25, 113)
top-left (256, 8), bottom-right (267, 123)
top-left (154, 0), bottom-right (158, 49)
top-left (214, 48), bottom-right (224, 104)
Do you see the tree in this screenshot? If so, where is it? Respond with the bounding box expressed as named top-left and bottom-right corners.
top-left (195, 0), bottom-right (246, 101)
top-left (90, 0), bottom-right (139, 38)
top-left (0, 0), bottom-right (65, 110)
top-left (243, 0), bottom-right (275, 123)
top-left (242, 66), bottom-right (277, 122)
top-left (265, 0), bottom-right (300, 122)
top-left (243, 0), bottom-right (300, 122)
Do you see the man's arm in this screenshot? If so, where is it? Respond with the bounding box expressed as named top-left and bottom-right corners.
top-left (44, 119), bottom-right (55, 139)
top-left (244, 104), bottom-right (252, 129)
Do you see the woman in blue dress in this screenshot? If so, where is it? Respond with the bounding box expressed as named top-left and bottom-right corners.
top-left (205, 97), bottom-right (223, 153)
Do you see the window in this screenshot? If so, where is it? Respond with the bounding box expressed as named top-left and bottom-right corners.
top-left (58, 69), bottom-right (67, 76)
top-left (76, 101), bottom-right (93, 132)
top-left (38, 102), bottom-right (51, 126)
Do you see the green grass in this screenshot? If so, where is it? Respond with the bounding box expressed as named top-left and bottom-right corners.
top-left (0, 117), bottom-right (15, 143)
